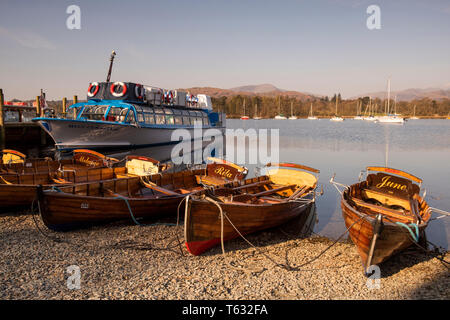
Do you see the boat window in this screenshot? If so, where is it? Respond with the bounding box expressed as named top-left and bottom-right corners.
top-left (195, 111), bottom-right (203, 117)
top-left (126, 111), bottom-right (136, 123)
top-left (155, 114), bottom-right (165, 124)
top-left (4, 111), bottom-right (19, 122)
top-left (189, 111), bottom-right (197, 116)
top-left (174, 116), bottom-right (183, 125)
top-left (66, 106), bottom-right (81, 120)
top-left (145, 113), bottom-right (155, 124)
top-left (154, 108), bottom-right (164, 114)
top-left (172, 109), bottom-right (182, 115)
top-left (182, 116), bottom-right (190, 125)
top-left (166, 115), bottom-right (174, 125)
top-left (137, 112), bottom-right (144, 123)
top-left (80, 105), bottom-right (108, 121)
top-left (182, 110), bottom-right (190, 116)
top-left (203, 116), bottom-right (210, 126)
top-left (164, 108), bottom-right (173, 114)
top-left (192, 117), bottom-right (202, 126)
top-left (106, 106), bottom-right (128, 122)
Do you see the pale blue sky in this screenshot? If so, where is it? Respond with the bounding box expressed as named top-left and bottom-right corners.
top-left (0, 0), bottom-right (449, 100)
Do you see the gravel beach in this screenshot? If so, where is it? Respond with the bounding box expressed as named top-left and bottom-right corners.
top-left (0, 211), bottom-right (448, 300)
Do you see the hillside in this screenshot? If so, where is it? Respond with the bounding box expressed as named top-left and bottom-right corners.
top-left (179, 84), bottom-right (317, 101)
top-left (354, 87), bottom-right (450, 101)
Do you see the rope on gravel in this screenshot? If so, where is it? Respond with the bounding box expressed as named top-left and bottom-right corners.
top-left (30, 198), bottom-right (184, 254)
top-left (203, 196), bottom-right (366, 273)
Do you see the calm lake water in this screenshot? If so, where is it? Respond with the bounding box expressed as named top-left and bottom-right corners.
top-left (227, 119), bottom-right (450, 249)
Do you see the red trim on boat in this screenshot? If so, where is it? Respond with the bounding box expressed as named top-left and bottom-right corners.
top-left (185, 238), bottom-right (221, 256)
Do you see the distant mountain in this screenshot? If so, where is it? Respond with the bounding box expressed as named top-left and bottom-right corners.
top-left (230, 84), bottom-right (283, 94)
top-left (353, 86), bottom-right (450, 101)
top-left (180, 84), bottom-right (317, 101)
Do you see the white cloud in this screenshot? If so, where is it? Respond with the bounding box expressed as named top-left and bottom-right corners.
top-left (0, 26), bottom-right (56, 50)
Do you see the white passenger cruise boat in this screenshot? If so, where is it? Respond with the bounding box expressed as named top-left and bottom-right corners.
top-left (33, 81), bottom-right (226, 151)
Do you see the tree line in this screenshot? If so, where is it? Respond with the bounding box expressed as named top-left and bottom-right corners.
top-left (211, 95), bottom-right (450, 118)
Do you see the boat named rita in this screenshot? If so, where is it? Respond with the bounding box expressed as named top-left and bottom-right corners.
top-left (33, 53), bottom-right (225, 152)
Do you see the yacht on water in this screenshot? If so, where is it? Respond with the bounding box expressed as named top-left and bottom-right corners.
top-left (330, 95), bottom-right (344, 121)
top-left (353, 101), bottom-right (364, 120)
top-left (240, 99), bottom-right (249, 120)
top-left (274, 97), bottom-right (287, 119)
top-left (33, 53), bottom-right (225, 151)
top-left (307, 103), bottom-right (318, 120)
top-left (377, 79), bottom-right (405, 124)
top-left (253, 103), bottom-right (262, 120)
top-left (288, 101), bottom-right (297, 119)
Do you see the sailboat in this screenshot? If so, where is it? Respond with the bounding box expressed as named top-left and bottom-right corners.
top-left (410, 105), bottom-right (419, 120)
top-left (308, 103), bottom-right (318, 120)
top-left (240, 99), bottom-right (249, 120)
top-left (274, 97), bottom-right (287, 119)
top-left (363, 97), bottom-right (376, 121)
top-left (330, 94), bottom-right (344, 121)
top-left (377, 79), bottom-right (404, 124)
top-left (288, 101), bottom-right (297, 119)
top-left (353, 101), bottom-right (364, 120)
top-left (253, 103), bottom-right (262, 120)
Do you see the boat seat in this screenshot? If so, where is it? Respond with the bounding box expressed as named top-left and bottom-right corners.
top-left (361, 188), bottom-right (411, 211)
top-left (266, 168), bottom-right (317, 188)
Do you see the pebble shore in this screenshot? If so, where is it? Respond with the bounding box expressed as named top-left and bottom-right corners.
top-left (0, 212), bottom-right (448, 300)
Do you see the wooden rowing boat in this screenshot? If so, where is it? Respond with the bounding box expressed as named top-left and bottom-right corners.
top-left (37, 159), bottom-right (247, 231)
top-left (0, 149), bottom-right (119, 175)
top-left (0, 152), bottom-right (162, 211)
top-left (184, 163), bottom-right (320, 255)
top-left (338, 167), bottom-right (432, 274)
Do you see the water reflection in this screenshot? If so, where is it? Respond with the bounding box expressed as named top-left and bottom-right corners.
top-left (228, 119), bottom-right (450, 249)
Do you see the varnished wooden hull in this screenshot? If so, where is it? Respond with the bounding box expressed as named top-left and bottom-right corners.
top-left (39, 191), bottom-right (185, 231)
top-left (185, 197), bottom-right (314, 255)
top-left (38, 169), bottom-right (208, 231)
top-left (0, 166), bottom-right (127, 211)
top-left (341, 188), bottom-right (429, 272)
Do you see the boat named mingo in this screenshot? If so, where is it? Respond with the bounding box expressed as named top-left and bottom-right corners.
top-left (33, 81), bottom-right (226, 151)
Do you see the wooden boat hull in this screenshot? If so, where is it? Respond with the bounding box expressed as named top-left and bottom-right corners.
top-left (185, 197), bottom-right (314, 255)
top-left (37, 168), bottom-right (211, 231)
top-left (39, 189), bottom-right (185, 231)
top-left (0, 166), bottom-right (127, 211)
top-left (341, 189), bottom-right (429, 271)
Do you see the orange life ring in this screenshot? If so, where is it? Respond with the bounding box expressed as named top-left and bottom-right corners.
top-left (135, 84), bottom-right (144, 100)
top-left (87, 82), bottom-right (100, 97)
top-left (110, 82), bottom-right (127, 97)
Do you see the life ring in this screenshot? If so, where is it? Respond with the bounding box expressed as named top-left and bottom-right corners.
top-left (110, 82), bottom-right (127, 97)
top-left (87, 82), bottom-right (100, 97)
top-left (135, 84), bottom-right (144, 100)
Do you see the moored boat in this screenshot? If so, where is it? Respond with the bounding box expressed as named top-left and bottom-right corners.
top-left (0, 152), bottom-right (162, 211)
top-left (184, 163), bottom-right (320, 255)
top-left (32, 52), bottom-right (226, 152)
top-left (331, 167), bottom-right (432, 274)
top-left (37, 159), bottom-right (247, 231)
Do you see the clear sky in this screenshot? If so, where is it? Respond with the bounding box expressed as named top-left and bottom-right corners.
top-left (0, 0), bottom-right (449, 100)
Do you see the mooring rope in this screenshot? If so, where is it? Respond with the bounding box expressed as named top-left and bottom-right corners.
top-left (203, 196), bottom-right (366, 273)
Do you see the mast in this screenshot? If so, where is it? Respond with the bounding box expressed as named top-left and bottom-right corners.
top-left (291, 101), bottom-right (293, 117)
top-left (106, 50), bottom-right (117, 83)
top-left (387, 78), bottom-right (391, 115)
top-left (335, 94), bottom-right (338, 116)
top-left (310, 103), bottom-right (313, 117)
top-left (243, 99), bottom-right (246, 116)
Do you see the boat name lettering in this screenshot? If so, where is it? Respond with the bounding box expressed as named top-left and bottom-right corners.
top-left (214, 166), bottom-right (233, 178)
top-left (375, 176), bottom-right (407, 191)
